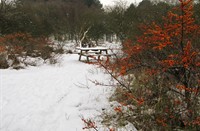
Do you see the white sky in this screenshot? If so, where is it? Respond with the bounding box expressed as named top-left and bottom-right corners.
top-left (100, 0), bottom-right (143, 6)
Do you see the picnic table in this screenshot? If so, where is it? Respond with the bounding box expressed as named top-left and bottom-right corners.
top-left (76, 47), bottom-right (111, 62)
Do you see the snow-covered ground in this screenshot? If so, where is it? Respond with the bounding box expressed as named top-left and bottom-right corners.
top-left (0, 54), bottom-right (113, 131)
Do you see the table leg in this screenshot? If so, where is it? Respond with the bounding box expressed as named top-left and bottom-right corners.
top-left (79, 50), bottom-right (82, 61)
top-left (105, 50), bottom-right (109, 60)
top-left (105, 50), bottom-right (108, 54)
top-left (98, 55), bottom-right (100, 61)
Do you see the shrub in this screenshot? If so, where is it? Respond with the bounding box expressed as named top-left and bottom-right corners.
top-left (98, 0), bottom-right (200, 130)
top-left (0, 32), bottom-right (54, 68)
top-left (0, 46), bottom-right (9, 68)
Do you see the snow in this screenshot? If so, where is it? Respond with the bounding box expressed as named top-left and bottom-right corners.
top-left (0, 54), bottom-right (114, 131)
top-left (100, 0), bottom-right (143, 7)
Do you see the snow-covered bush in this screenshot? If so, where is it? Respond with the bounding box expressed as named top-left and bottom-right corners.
top-left (0, 33), bottom-right (54, 69)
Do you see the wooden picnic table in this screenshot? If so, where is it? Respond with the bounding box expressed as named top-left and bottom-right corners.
top-left (76, 47), bottom-right (111, 62)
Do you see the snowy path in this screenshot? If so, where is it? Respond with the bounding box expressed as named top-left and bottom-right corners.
top-left (0, 54), bottom-right (112, 131)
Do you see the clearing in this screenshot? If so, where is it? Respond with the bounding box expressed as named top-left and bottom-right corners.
top-left (0, 54), bottom-right (113, 131)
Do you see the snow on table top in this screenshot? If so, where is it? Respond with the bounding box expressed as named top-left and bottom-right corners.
top-left (0, 54), bottom-right (113, 131)
top-left (76, 46), bottom-right (108, 50)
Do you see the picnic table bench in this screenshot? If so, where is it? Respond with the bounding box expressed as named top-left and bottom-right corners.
top-left (76, 47), bottom-right (112, 62)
